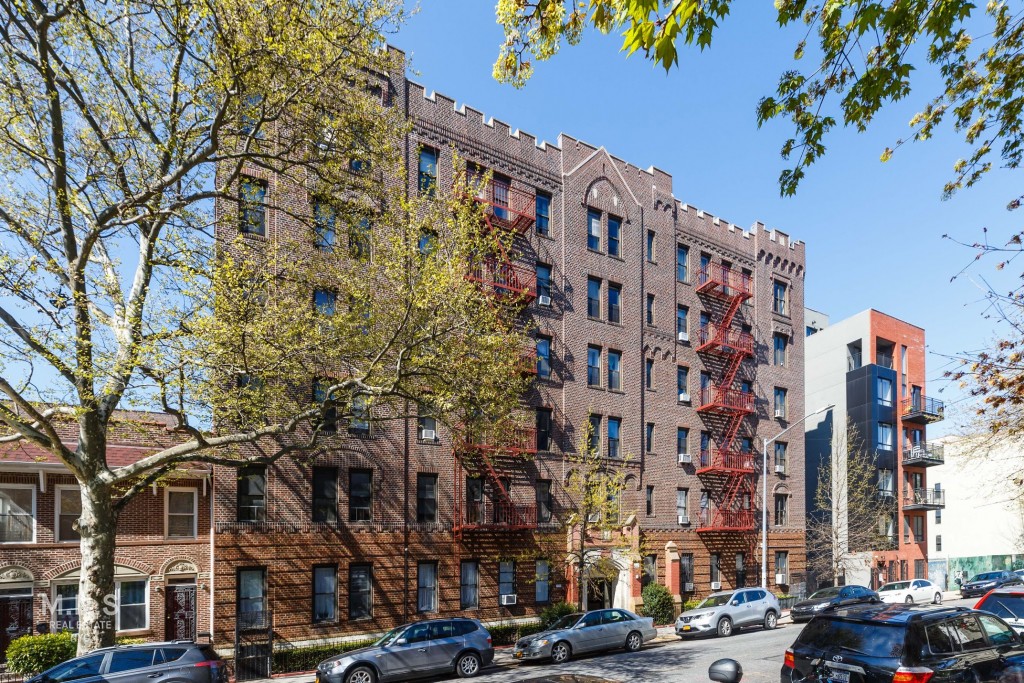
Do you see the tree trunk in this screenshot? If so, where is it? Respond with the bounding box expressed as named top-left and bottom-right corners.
top-left (578, 520), bottom-right (587, 611)
top-left (76, 480), bottom-right (119, 655)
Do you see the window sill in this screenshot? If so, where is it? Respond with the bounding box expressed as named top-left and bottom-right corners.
top-left (417, 439), bottom-right (441, 446)
top-left (536, 231), bottom-right (554, 241)
top-left (587, 247), bottom-right (604, 256)
top-left (608, 254), bottom-right (624, 263)
top-left (607, 320), bottom-right (623, 327)
top-left (312, 620), bottom-right (341, 628)
top-left (239, 231), bottom-right (267, 241)
top-left (608, 389), bottom-right (625, 395)
top-left (587, 315), bottom-right (603, 322)
top-left (587, 384), bottom-right (604, 391)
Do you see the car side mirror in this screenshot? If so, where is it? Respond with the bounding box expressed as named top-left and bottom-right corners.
top-left (709, 658), bottom-right (743, 683)
top-left (730, 600), bottom-right (740, 606)
top-left (395, 638), bottom-right (408, 646)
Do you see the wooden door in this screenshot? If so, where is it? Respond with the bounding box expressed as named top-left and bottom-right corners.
top-left (165, 585), bottom-right (196, 641)
top-left (0, 597), bottom-right (33, 663)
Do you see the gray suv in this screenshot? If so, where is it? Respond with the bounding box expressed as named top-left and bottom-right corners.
top-left (25, 641), bottom-right (225, 683)
top-left (676, 587), bottom-right (781, 637)
top-left (316, 618), bottom-right (493, 683)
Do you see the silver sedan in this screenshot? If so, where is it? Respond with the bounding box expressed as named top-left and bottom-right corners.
top-left (513, 608), bottom-right (657, 664)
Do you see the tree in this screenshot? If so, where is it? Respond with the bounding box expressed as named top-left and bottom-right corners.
top-left (563, 415), bottom-right (634, 610)
top-left (806, 428), bottom-right (891, 587)
top-left (494, 1), bottom-right (1024, 198)
top-left (0, 0), bottom-right (527, 653)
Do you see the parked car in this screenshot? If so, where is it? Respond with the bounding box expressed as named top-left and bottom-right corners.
top-left (961, 570), bottom-right (1024, 598)
top-left (676, 587), bottom-right (781, 638)
top-left (316, 618), bottom-right (493, 683)
top-left (781, 603), bottom-right (1024, 683)
top-left (877, 578), bottom-right (943, 604)
top-left (974, 587), bottom-right (1024, 633)
top-left (25, 641), bottom-right (225, 683)
top-left (512, 609), bottom-right (657, 664)
top-left (790, 585), bottom-right (879, 623)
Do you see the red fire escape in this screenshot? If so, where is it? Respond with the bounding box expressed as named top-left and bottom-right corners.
top-left (454, 177), bottom-right (537, 539)
top-left (695, 264), bottom-right (757, 533)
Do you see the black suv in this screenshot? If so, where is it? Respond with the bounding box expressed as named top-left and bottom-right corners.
top-left (782, 603), bottom-right (1024, 683)
top-left (26, 641), bottom-right (226, 683)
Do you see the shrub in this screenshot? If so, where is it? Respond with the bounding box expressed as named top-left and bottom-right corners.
top-left (115, 637), bottom-right (147, 646)
top-left (272, 638), bottom-right (376, 674)
top-left (639, 583), bottom-right (675, 624)
top-left (539, 601), bottom-right (577, 629)
top-left (5, 632), bottom-right (77, 675)
top-left (486, 620), bottom-right (544, 646)
top-left (683, 598), bottom-right (703, 611)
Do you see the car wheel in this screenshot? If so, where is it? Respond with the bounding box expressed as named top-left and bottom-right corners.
top-left (345, 666), bottom-right (376, 683)
top-left (455, 652), bottom-right (481, 678)
top-left (551, 641), bottom-right (571, 664)
top-left (625, 631), bottom-right (643, 652)
top-left (717, 616), bottom-right (733, 637)
top-left (905, 595), bottom-right (914, 604)
top-left (764, 611), bottom-right (778, 630)
top-left (933, 592), bottom-right (942, 605)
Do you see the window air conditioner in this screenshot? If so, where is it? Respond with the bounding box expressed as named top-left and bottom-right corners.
top-left (678, 452), bottom-right (692, 465)
top-left (677, 515), bottom-right (690, 525)
top-left (538, 295), bottom-right (552, 307)
top-left (775, 574), bottom-right (787, 585)
top-left (421, 429), bottom-right (436, 441)
top-left (774, 464), bottom-right (786, 475)
top-left (774, 409), bottom-right (785, 419)
top-left (678, 392), bottom-right (691, 403)
top-left (678, 331), bottom-right (689, 342)
top-left (500, 594), bottom-right (517, 606)
top-left (684, 582), bottom-right (695, 592)
top-left (710, 581), bottom-right (722, 591)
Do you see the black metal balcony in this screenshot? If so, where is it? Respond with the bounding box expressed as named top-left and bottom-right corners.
top-left (901, 396), bottom-right (945, 424)
top-left (902, 442), bottom-right (944, 467)
top-left (903, 487), bottom-right (945, 510)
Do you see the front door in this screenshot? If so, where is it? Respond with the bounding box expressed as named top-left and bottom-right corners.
top-left (165, 585), bottom-right (196, 641)
top-left (0, 595), bottom-right (33, 663)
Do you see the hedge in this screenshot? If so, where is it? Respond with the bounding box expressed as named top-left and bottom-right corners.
top-left (538, 602), bottom-right (577, 629)
top-left (639, 583), bottom-right (675, 625)
top-left (486, 620), bottom-right (545, 646)
top-left (272, 638), bottom-right (377, 674)
top-left (4, 632), bottom-right (77, 675)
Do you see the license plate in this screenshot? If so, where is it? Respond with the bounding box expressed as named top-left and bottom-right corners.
top-left (514, 651), bottom-right (523, 659)
top-left (315, 675), bottom-right (321, 683)
top-left (826, 668), bottom-right (850, 683)
top-left (683, 625), bottom-right (691, 631)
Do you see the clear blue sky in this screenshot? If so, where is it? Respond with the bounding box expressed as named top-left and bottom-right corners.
top-left (396, 1), bottom-right (1022, 435)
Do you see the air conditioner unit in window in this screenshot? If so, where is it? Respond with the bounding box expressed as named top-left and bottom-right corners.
top-left (500, 594), bottom-right (517, 606)
top-left (774, 409), bottom-right (785, 419)
top-left (421, 429), bottom-right (436, 441)
top-left (678, 392), bottom-right (691, 403)
top-left (678, 331), bottom-right (689, 342)
top-left (677, 515), bottom-right (690, 525)
top-left (678, 452), bottom-right (692, 465)
top-left (775, 573), bottom-right (787, 585)
top-left (774, 464), bottom-right (786, 475)
top-left (538, 295), bottom-right (552, 307)
top-left (710, 581), bottom-right (722, 591)
top-left (684, 582), bottom-right (695, 592)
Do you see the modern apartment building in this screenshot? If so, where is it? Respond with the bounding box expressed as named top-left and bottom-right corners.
top-left (805, 309), bottom-right (945, 589)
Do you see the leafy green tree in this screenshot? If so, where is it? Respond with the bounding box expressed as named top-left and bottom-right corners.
top-left (495, 0), bottom-right (1024, 198)
top-left (0, 0), bottom-right (526, 654)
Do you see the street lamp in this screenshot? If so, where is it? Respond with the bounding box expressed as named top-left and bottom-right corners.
top-left (761, 404), bottom-right (835, 588)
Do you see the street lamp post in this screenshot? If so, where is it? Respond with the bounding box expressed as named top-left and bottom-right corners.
top-left (761, 404), bottom-right (835, 588)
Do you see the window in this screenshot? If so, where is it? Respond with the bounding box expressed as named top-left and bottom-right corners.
top-left (773, 333), bottom-right (787, 366)
top-left (237, 467), bottom-right (266, 523)
top-left (47, 653), bottom-right (104, 682)
top-left (350, 218), bottom-right (371, 260)
top-left (646, 485), bottom-right (655, 516)
top-left (239, 177), bottom-right (267, 236)
top-left (349, 394), bottom-right (370, 435)
top-left (537, 264), bottom-right (552, 302)
top-left (499, 560), bottom-right (516, 598)
top-left (312, 379), bottom-right (337, 432)
top-left (417, 562), bottom-right (437, 612)
top-left (52, 583), bottom-right (79, 631)
top-left (775, 551), bottom-right (789, 583)
top-left (936, 506), bottom-right (942, 524)
top-left (913, 515), bottom-right (924, 542)
top-left (349, 470), bottom-right (372, 522)
top-left (735, 553), bottom-right (747, 588)
top-left (112, 580), bottom-right (147, 631)
top-left (676, 489), bottom-right (688, 520)
top-left (418, 147), bottom-right (438, 197)
top-left (57, 487), bottom-right (83, 541)
top-left (460, 560), bottom-right (479, 609)
top-left (311, 467), bottom-right (338, 524)
top-left (536, 409), bottom-right (552, 452)
top-left (936, 535), bottom-right (942, 551)
top-left (642, 554), bottom-right (657, 587)
top-left (532, 336), bottom-right (551, 379)
top-left (587, 345), bottom-right (602, 387)
top-left (607, 350), bottom-right (622, 391)
top-left (774, 388), bottom-right (788, 419)
top-left (645, 358), bottom-right (654, 389)
top-left (165, 488), bottom-right (197, 538)
top-left (774, 494), bottom-right (789, 526)
top-left (700, 431), bottom-right (711, 463)
top-left (588, 414), bottom-right (602, 455)
top-left (878, 422), bottom-right (894, 451)
top-left (677, 306), bottom-right (688, 338)
top-left (710, 553), bottom-right (720, 583)
top-left (677, 428), bottom-right (689, 456)
top-left (608, 215), bottom-right (621, 257)
top-left (237, 568), bottom-right (265, 616)
top-left (416, 474), bottom-right (437, 523)
top-left (677, 366), bottom-right (689, 399)
top-left (314, 289), bottom-right (336, 316)
top-left (587, 209), bottom-right (601, 251)
top-left (645, 422), bottom-right (655, 453)
top-left (878, 377), bottom-right (894, 407)
top-left (346, 564), bottom-right (371, 620)
top-left (680, 553), bottom-right (694, 589)
top-left (587, 277), bottom-right (601, 318)
top-left (607, 283), bottom-right (622, 324)
top-left (646, 293), bottom-right (655, 325)
top-left (312, 566), bottom-right (337, 623)
top-left (0, 485), bottom-right (34, 543)
top-left (417, 230), bottom-right (435, 255)
top-left (108, 650), bottom-right (156, 673)
top-left (313, 199), bottom-right (336, 251)
top-left (774, 442), bottom-right (787, 473)
top-left (536, 480), bottom-right (552, 523)
top-left (417, 413), bottom-right (437, 441)
top-left (608, 417), bottom-right (621, 459)
top-left (536, 560), bottom-right (550, 603)
top-left (535, 192), bottom-right (551, 236)
top-left (699, 252), bottom-right (711, 280)
top-left (772, 280), bottom-right (788, 315)
top-left (646, 230), bottom-right (655, 262)
top-left (676, 244), bottom-right (689, 282)
top-left (466, 477), bottom-right (483, 524)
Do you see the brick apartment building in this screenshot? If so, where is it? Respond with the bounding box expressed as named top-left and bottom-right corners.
top-left (0, 412), bottom-right (211, 663)
top-left (209, 46), bottom-right (809, 671)
top-left (804, 309), bottom-right (945, 589)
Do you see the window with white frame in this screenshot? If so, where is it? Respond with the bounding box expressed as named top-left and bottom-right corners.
top-left (56, 486), bottom-right (81, 542)
top-left (313, 565), bottom-right (337, 623)
top-left (0, 484), bottom-right (35, 543)
top-left (165, 488), bottom-right (197, 539)
top-left (536, 560), bottom-right (550, 603)
top-left (116, 580), bottom-right (147, 630)
top-left (460, 560), bottom-right (479, 610)
top-left (499, 560), bottom-right (516, 598)
top-left (417, 562), bottom-right (437, 612)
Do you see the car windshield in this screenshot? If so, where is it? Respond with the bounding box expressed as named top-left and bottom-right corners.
top-left (548, 614), bottom-right (583, 630)
top-left (979, 594), bottom-right (1024, 620)
top-left (972, 572), bottom-right (1002, 582)
top-left (698, 594), bottom-right (734, 608)
top-left (797, 618), bottom-right (905, 658)
top-left (374, 626), bottom-right (406, 647)
top-left (810, 587), bottom-right (842, 599)
top-left (880, 582), bottom-right (909, 592)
